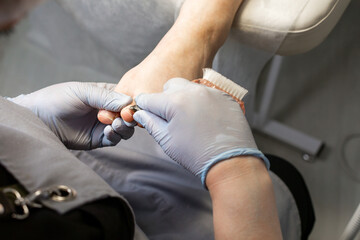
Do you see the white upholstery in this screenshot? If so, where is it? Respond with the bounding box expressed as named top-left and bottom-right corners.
top-left (233, 0), bottom-right (351, 55)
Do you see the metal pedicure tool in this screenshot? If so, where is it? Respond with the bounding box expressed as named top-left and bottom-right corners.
top-left (129, 105), bottom-right (142, 113)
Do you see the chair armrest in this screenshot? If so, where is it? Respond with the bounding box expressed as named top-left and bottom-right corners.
top-left (232, 0), bottom-right (351, 55)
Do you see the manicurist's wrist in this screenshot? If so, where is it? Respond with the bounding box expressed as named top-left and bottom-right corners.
top-left (5, 94), bottom-right (29, 108)
top-left (206, 156), bottom-right (269, 192)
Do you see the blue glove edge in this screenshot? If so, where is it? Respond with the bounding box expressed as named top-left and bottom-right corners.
top-left (200, 148), bottom-right (270, 189)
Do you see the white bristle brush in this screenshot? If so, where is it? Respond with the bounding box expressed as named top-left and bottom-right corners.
top-left (132, 69), bottom-right (248, 115)
top-left (201, 68), bottom-right (248, 102)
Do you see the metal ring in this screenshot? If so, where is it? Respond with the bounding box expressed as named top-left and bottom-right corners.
top-left (50, 185), bottom-right (77, 202)
top-left (3, 188), bottom-right (30, 220)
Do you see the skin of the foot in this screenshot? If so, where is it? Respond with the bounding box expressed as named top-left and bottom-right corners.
top-left (97, 1), bottom-right (233, 125)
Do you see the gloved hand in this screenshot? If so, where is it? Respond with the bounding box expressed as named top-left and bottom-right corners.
top-left (133, 78), bottom-right (269, 186)
top-left (7, 82), bottom-right (134, 150)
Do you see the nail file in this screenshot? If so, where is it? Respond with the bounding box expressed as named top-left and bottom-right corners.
top-left (129, 105), bottom-right (142, 113)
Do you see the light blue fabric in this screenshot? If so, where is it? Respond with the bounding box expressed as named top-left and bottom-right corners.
top-left (200, 148), bottom-right (270, 187)
top-left (7, 82), bottom-right (133, 150)
top-left (134, 78), bottom-right (264, 190)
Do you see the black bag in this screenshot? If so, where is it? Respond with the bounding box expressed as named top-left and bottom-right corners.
top-left (0, 164), bottom-right (134, 240)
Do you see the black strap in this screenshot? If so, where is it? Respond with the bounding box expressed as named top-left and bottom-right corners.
top-left (267, 154), bottom-right (315, 240)
top-left (0, 165), bottom-right (19, 219)
top-left (0, 191), bottom-right (16, 219)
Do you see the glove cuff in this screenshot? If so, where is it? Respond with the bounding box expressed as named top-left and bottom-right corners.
top-left (200, 148), bottom-right (270, 188)
top-left (4, 94), bottom-right (31, 109)
top-left (4, 94), bottom-right (25, 102)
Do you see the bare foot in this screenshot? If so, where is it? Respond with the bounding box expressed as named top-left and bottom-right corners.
top-left (98, 0), bottom-right (240, 124)
top-left (98, 27), bottom-right (211, 124)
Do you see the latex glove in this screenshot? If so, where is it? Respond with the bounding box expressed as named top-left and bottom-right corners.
top-left (7, 82), bottom-right (134, 150)
top-left (133, 78), bottom-right (269, 186)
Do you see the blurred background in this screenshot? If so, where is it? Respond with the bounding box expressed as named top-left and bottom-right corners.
top-left (0, 0), bottom-right (359, 239)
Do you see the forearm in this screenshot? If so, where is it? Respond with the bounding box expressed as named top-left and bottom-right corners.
top-left (207, 156), bottom-right (283, 240)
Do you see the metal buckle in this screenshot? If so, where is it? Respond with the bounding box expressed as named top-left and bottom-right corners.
top-left (3, 188), bottom-right (29, 220)
top-left (2, 185), bottom-right (76, 220)
top-left (25, 185), bottom-right (77, 205)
